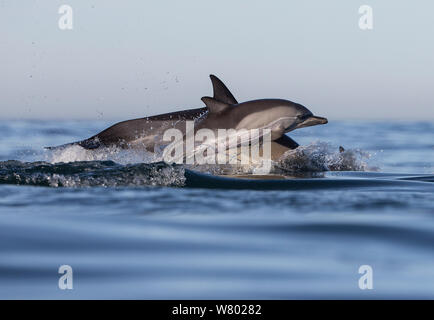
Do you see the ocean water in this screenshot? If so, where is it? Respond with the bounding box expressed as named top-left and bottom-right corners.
top-left (0, 119), bottom-right (433, 299)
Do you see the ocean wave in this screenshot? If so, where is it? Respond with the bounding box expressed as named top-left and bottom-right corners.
top-left (0, 160), bottom-right (185, 188)
top-left (0, 159), bottom-right (433, 191)
top-left (0, 140), bottom-right (416, 189)
top-left (46, 144), bottom-right (158, 165)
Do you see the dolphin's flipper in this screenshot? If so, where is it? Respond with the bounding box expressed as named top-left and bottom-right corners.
top-left (268, 135), bottom-right (299, 161)
top-left (273, 134), bottom-right (299, 149)
top-left (210, 75), bottom-right (238, 105)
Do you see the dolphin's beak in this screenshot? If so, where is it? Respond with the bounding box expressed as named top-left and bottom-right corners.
top-left (297, 115), bottom-right (328, 129)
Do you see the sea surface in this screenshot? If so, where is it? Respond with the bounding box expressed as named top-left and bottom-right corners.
top-left (0, 119), bottom-right (433, 299)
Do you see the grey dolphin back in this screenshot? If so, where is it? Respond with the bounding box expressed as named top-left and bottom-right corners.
top-left (78, 107), bottom-right (208, 149)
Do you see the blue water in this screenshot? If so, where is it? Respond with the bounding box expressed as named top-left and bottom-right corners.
top-left (0, 120), bottom-right (433, 299)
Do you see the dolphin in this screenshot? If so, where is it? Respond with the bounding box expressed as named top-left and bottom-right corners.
top-left (50, 75), bottom-right (233, 150)
top-left (194, 96), bottom-right (327, 161)
top-left (49, 75), bottom-right (327, 161)
top-left (198, 97), bottom-right (327, 140)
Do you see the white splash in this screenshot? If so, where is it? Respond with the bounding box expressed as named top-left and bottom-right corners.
top-left (44, 140), bottom-right (376, 176)
top-left (46, 144), bottom-right (158, 165)
top-left (276, 141), bottom-right (375, 173)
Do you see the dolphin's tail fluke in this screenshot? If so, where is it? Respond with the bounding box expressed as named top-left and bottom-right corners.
top-left (210, 75), bottom-right (238, 105)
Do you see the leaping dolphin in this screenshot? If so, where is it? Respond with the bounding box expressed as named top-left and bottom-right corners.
top-left (198, 97), bottom-right (327, 141)
top-left (49, 75), bottom-right (327, 160)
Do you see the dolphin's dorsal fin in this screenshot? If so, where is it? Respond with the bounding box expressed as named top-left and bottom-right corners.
top-left (201, 97), bottom-right (230, 113)
top-left (210, 75), bottom-right (238, 105)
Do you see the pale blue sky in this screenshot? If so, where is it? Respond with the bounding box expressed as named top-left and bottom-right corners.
top-left (0, 0), bottom-right (433, 120)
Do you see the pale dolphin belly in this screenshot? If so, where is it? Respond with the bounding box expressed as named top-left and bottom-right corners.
top-left (203, 134), bottom-right (298, 163)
